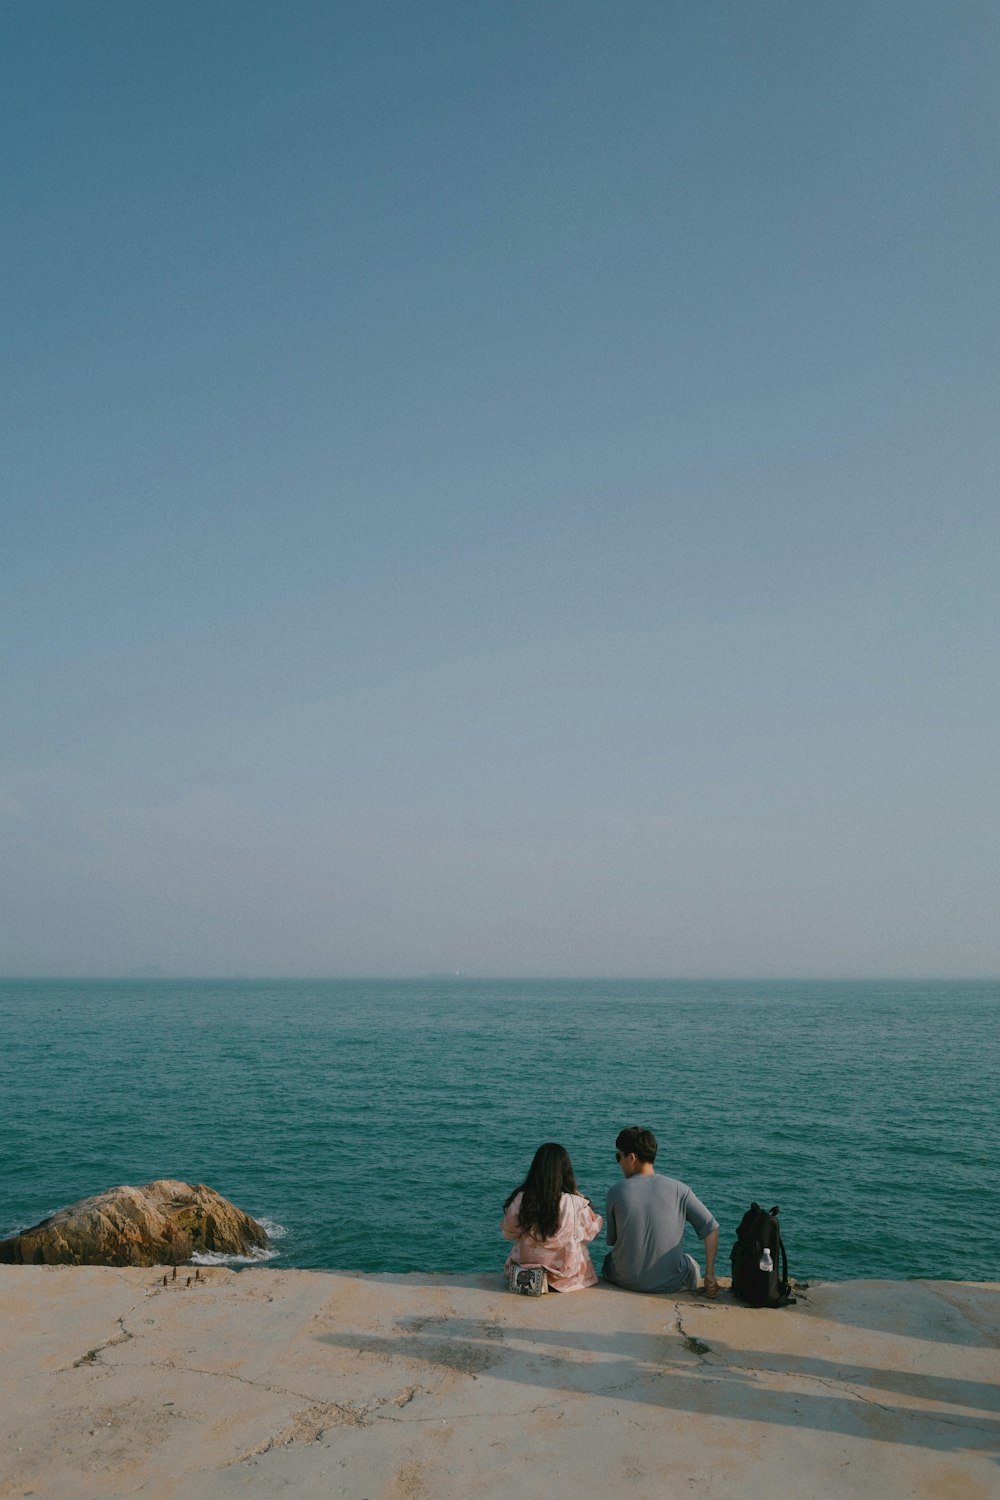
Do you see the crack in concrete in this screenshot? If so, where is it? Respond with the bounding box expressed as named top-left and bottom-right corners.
top-left (799, 1373), bottom-right (997, 1430)
top-left (674, 1304), bottom-right (714, 1360)
top-left (62, 1280), bottom-right (238, 1377)
top-left (379, 1370), bottom-right (658, 1425)
top-left (138, 1359), bottom-right (326, 1403)
top-left (67, 1297), bottom-right (149, 1370)
top-left (229, 1384), bottom-right (425, 1464)
top-left (700, 1355), bottom-right (996, 1433)
top-left (93, 1351), bottom-right (435, 1420)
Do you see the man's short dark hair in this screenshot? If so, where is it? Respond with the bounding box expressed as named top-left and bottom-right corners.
top-left (616, 1125), bottom-right (657, 1164)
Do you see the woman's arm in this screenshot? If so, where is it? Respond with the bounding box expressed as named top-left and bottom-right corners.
top-left (578, 1206), bottom-right (602, 1242)
top-left (578, 1199), bottom-right (603, 1242)
top-left (501, 1193), bottom-right (523, 1241)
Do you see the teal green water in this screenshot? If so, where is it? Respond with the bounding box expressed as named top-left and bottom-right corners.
top-left (1, 979), bottom-right (997, 1282)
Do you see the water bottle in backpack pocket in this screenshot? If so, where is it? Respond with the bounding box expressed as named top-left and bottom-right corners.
top-left (730, 1202), bottom-right (794, 1307)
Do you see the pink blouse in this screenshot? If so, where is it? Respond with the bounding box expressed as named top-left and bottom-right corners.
top-left (502, 1191), bottom-right (603, 1291)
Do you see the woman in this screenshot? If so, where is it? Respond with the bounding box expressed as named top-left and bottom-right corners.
top-left (501, 1142), bottom-right (603, 1291)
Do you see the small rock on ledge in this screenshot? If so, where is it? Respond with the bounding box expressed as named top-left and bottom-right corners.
top-left (0, 1179), bottom-right (268, 1266)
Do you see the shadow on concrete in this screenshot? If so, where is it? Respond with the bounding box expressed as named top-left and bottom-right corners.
top-left (316, 1314), bottom-right (1000, 1461)
top-left (504, 1320), bottom-right (1000, 1415)
top-left (788, 1280), bottom-right (1000, 1349)
top-left (337, 1270), bottom-right (1000, 1350)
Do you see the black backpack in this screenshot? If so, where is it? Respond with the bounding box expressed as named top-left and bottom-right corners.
top-left (729, 1202), bottom-right (794, 1307)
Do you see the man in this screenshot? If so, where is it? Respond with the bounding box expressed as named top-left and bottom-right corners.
top-left (603, 1125), bottom-right (720, 1298)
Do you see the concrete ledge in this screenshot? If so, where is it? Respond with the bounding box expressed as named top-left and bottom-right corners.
top-left (2, 1266), bottom-right (997, 1498)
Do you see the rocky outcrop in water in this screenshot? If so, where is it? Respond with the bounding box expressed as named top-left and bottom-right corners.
top-left (0, 1179), bottom-right (269, 1266)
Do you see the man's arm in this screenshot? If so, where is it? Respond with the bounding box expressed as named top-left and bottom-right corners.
top-left (702, 1226), bottom-right (719, 1298)
top-left (682, 1187), bottom-right (719, 1297)
top-left (604, 1185), bottom-right (618, 1247)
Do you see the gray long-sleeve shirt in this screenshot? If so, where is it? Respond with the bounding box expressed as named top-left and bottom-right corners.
top-left (602, 1172), bottom-right (718, 1292)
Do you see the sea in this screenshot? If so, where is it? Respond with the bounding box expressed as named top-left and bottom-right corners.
top-left (1, 979), bottom-right (997, 1284)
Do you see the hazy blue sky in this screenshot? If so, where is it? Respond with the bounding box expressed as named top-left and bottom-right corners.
top-left (3, 2), bottom-right (998, 977)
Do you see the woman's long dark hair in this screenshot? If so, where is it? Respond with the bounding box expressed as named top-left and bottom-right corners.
top-left (504, 1142), bottom-right (579, 1241)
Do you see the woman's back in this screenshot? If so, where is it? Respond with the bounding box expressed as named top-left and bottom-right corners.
top-left (501, 1185), bottom-right (603, 1291)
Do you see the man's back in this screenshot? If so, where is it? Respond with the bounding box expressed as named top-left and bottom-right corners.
top-left (603, 1173), bottom-right (718, 1293)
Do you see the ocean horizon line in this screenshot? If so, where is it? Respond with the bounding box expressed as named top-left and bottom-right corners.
top-left (2, 973), bottom-right (997, 985)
